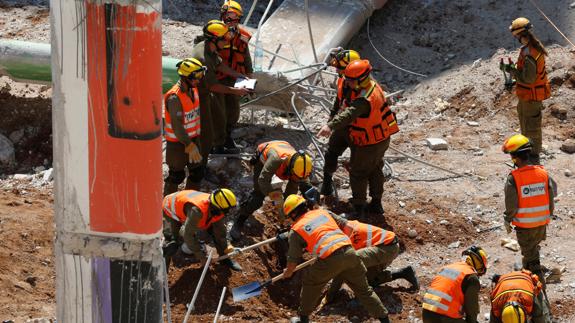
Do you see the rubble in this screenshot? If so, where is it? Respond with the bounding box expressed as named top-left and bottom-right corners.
top-left (560, 139), bottom-right (575, 154)
top-left (0, 133), bottom-right (15, 165)
top-left (501, 238), bottom-right (520, 252)
top-left (425, 138), bottom-right (448, 151)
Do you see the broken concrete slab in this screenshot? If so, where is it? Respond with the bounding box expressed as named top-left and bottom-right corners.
top-left (560, 139), bottom-right (575, 154)
top-left (426, 138), bottom-right (448, 151)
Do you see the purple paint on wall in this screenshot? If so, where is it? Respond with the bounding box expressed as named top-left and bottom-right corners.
top-left (92, 257), bottom-right (113, 322)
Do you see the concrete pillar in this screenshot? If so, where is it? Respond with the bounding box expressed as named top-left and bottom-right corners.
top-left (50, 1), bottom-right (164, 322)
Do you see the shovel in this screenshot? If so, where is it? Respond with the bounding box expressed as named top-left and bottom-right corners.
top-left (232, 257), bottom-right (316, 302)
top-left (216, 231), bottom-right (288, 262)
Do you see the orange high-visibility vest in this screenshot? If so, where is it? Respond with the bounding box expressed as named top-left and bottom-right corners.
top-left (217, 27), bottom-right (252, 79)
top-left (342, 220), bottom-right (396, 250)
top-left (511, 165), bottom-right (551, 228)
top-left (292, 209), bottom-right (351, 259)
top-left (515, 45), bottom-right (551, 102)
top-left (490, 271), bottom-right (538, 319)
top-left (163, 83), bottom-right (201, 142)
top-left (256, 140), bottom-right (298, 181)
top-left (338, 80), bottom-right (399, 146)
top-left (162, 190), bottom-right (224, 229)
top-left (422, 262), bottom-right (477, 319)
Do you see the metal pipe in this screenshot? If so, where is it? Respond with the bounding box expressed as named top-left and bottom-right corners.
top-left (280, 63), bottom-right (329, 74)
top-left (243, 0), bottom-right (258, 26)
top-left (162, 259), bottom-right (173, 323)
top-left (253, 0), bottom-right (274, 71)
top-left (213, 287), bottom-right (227, 323)
top-left (183, 250), bottom-right (214, 323)
top-left (304, 0), bottom-right (323, 87)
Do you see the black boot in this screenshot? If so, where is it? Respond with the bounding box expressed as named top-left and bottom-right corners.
top-left (379, 316), bottom-right (391, 323)
top-left (222, 258), bottom-right (243, 271)
top-left (367, 199), bottom-right (384, 214)
top-left (224, 136), bottom-right (240, 154)
top-left (351, 204), bottom-right (367, 219)
top-left (162, 240), bottom-right (180, 257)
top-left (290, 315), bottom-right (309, 323)
top-left (392, 266), bottom-right (419, 290)
top-left (320, 174), bottom-right (334, 196)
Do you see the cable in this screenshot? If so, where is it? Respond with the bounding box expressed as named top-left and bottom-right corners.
top-left (528, 0), bottom-right (575, 50)
top-left (367, 17), bottom-right (427, 78)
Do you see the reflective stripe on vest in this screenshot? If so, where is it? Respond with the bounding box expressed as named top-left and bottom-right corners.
top-left (515, 45), bottom-right (551, 102)
top-left (343, 220), bottom-right (396, 250)
top-left (292, 209), bottom-right (351, 259)
top-left (162, 190), bottom-right (224, 229)
top-left (490, 271), bottom-right (535, 318)
top-left (257, 140), bottom-right (296, 180)
top-left (422, 262), bottom-right (476, 319)
top-left (511, 165), bottom-right (551, 228)
top-left (163, 83), bottom-right (201, 142)
top-left (343, 81), bottom-right (399, 146)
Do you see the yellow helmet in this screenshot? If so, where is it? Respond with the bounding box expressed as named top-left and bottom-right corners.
top-left (331, 49), bottom-right (361, 70)
top-left (509, 17), bottom-right (532, 36)
top-left (289, 151), bottom-right (313, 179)
top-left (283, 194), bottom-right (306, 218)
top-left (502, 134), bottom-right (532, 155)
top-left (176, 58), bottom-right (207, 79)
top-left (221, 1), bottom-right (243, 17)
top-left (210, 188), bottom-right (237, 211)
top-left (463, 245), bottom-right (488, 276)
top-left (203, 20), bottom-right (229, 40)
top-left (501, 302), bottom-right (526, 323)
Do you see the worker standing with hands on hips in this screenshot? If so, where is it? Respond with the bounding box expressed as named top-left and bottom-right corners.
top-left (282, 194), bottom-right (391, 323)
top-left (422, 246), bottom-right (488, 323)
top-left (163, 58), bottom-right (206, 196)
top-left (318, 59), bottom-right (399, 217)
top-left (216, 0), bottom-right (254, 154)
top-left (320, 49), bottom-right (361, 197)
top-left (502, 17), bottom-right (551, 165)
top-left (230, 140), bottom-right (314, 241)
top-left (502, 134), bottom-right (556, 288)
top-left (162, 188), bottom-right (243, 271)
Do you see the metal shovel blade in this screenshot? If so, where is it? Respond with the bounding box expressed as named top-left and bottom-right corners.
top-left (232, 281), bottom-right (263, 302)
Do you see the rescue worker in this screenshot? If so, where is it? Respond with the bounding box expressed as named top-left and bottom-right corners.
top-left (162, 188), bottom-right (243, 271)
top-left (190, 20), bottom-right (251, 160)
top-left (217, 1), bottom-right (254, 153)
top-left (282, 194), bottom-right (391, 323)
top-left (503, 17), bottom-right (551, 164)
top-left (502, 134), bottom-right (556, 286)
top-left (324, 214), bottom-right (419, 303)
top-left (489, 269), bottom-right (551, 323)
top-left (230, 140), bottom-right (313, 240)
top-left (318, 59), bottom-right (399, 216)
top-left (163, 58), bottom-right (206, 195)
top-left (422, 246), bottom-right (488, 323)
top-left (320, 49), bottom-right (361, 196)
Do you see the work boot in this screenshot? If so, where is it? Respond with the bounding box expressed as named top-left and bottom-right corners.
top-left (224, 136), bottom-right (241, 154)
top-left (289, 315), bottom-right (309, 323)
top-left (230, 221), bottom-right (244, 241)
top-left (367, 199), bottom-right (384, 215)
top-left (162, 240), bottom-right (180, 257)
top-left (211, 145), bottom-right (226, 154)
top-left (222, 258), bottom-right (243, 271)
top-left (320, 175), bottom-right (334, 196)
top-left (392, 266), bottom-right (419, 291)
top-left (351, 204), bottom-right (367, 219)
top-left (379, 316), bottom-right (391, 323)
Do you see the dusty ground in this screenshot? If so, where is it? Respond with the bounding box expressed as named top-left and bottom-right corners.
top-left (1, 0), bottom-right (575, 322)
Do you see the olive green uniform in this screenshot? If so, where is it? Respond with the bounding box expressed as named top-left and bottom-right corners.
top-left (190, 40), bottom-right (225, 152)
top-left (328, 97), bottom-right (389, 208)
top-left (166, 203), bottom-right (228, 262)
top-left (422, 274), bottom-right (480, 323)
top-left (323, 82), bottom-right (351, 178)
top-left (235, 149), bottom-right (312, 226)
top-left (504, 168), bottom-right (556, 284)
top-left (287, 230), bottom-right (388, 318)
top-left (326, 214), bottom-right (400, 297)
top-left (163, 82), bottom-right (204, 196)
top-left (511, 54), bottom-right (543, 158)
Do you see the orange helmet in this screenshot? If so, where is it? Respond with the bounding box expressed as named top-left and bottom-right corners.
top-left (343, 59), bottom-right (372, 82)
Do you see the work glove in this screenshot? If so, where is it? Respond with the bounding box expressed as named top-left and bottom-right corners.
top-left (185, 142), bottom-right (202, 164)
top-left (224, 244), bottom-right (242, 255)
top-left (504, 220), bottom-right (513, 234)
top-left (268, 190), bottom-right (285, 218)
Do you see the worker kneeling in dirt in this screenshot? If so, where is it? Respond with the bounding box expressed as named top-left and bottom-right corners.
top-left (230, 140), bottom-right (314, 241)
top-left (502, 134), bottom-right (556, 288)
top-left (162, 188), bottom-right (243, 271)
top-left (318, 59), bottom-right (399, 217)
top-left (323, 214), bottom-right (419, 303)
top-left (282, 194), bottom-right (391, 323)
top-left (489, 269), bottom-right (551, 323)
top-left (422, 246), bottom-right (488, 323)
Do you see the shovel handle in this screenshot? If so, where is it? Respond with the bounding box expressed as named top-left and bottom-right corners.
top-left (271, 258), bottom-right (316, 284)
top-left (216, 233), bottom-right (287, 261)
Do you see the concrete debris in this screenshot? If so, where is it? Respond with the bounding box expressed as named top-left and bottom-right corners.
top-left (33, 166), bottom-right (45, 173)
top-left (433, 98), bottom-right (450, 113)
top-left (425, 138), bottom-right (448, 151)
top-left (501, 238), bottom-right (519, 252)
top-left (473, 150), bottom-right (484, 156)
top-left (471, 58), bottom-right (482, 68)
top-left (13, 174), bottom-right (32, 180)
top-left (0, 133), bottom-right (15, 165)
top-left (9, 129), bottom-right (25, 144)
top-left (570, 1), bottom-right (575, 9)
top-left (492, 192), bottom-right (500, 197)
top-left (439, 220), bottom-right (449, 225)
top-left (560, 139), bottom-right (575, 154)
top-left (42, 168), bottom-right (53, 182)
top-left (550, 105), bottom-right (568, 120)
top-left (565, 169), bottom-right (573, 177)
top-left (448, 241), bottom-right (461, 249)
top-left (407, 229), bottom-right (418, 239)
top-left (399, 201), bottom-right (406, 208)
top-left (466, 121), bottom-right (479, 127)
top-left (546, 267), bottom-right (564, 284)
